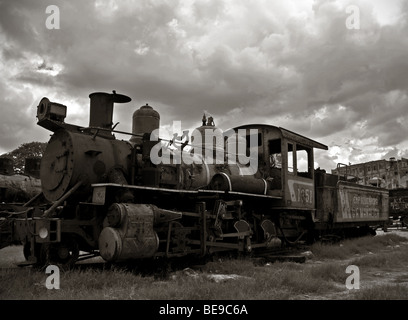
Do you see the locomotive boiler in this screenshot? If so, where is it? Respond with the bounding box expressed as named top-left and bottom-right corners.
top-left (0, 91), bottom-right (389, 268)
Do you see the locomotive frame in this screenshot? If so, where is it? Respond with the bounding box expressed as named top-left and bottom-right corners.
top-left (0, 91), bottom-right (389, 268)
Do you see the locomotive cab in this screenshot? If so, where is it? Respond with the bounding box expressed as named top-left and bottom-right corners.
top-left (232, 124), bottom-right (328, 210)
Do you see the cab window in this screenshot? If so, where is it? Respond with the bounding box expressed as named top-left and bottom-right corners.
top-left (296, 145), bottom-right (312, 178)
top-left (287, 143), bottom-right (312, 179)
top-left (268, 139), bottom-right (282, 169)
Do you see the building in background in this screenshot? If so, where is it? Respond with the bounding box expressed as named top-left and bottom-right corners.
top-left (331, 157), bottom-right (408, 189)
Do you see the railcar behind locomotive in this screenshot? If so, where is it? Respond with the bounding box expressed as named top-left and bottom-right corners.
top-left (0, 91), bottom-right (389, 268)
top-left (389, 188), bottom-right (408, 227)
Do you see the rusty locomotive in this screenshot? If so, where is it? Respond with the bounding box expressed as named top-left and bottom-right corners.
top-left (0, 91), bottom-right (389, 268)
top-left (0, 157), bottom-right (42, 203)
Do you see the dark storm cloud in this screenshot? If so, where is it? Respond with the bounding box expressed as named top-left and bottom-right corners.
top-left (0, 82), bottom-right (46, 151)
top-left (0, 0), bottom-right (407, 170)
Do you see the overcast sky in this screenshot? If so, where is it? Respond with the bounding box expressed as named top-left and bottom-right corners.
top-left (0, 0), bottom-right (407, 171)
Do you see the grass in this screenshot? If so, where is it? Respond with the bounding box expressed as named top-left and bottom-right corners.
top-left (309, 233), bottom-right (407, 260)
top-left (1, 232), bottom-right (408, 300)
top-left (309, 233), bottom-right (408, 300)
top-left (0, 257), bottom-right (347, 300)
top-left (352, 284), bottom-right (408, 300)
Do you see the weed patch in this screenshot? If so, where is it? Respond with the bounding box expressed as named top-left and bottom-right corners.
top-left (351, 284), bottom-right (408, 300)
top-left (1, 232), bottom-right (408, 300)
top-left (310, 233), bottom-right (408, 261)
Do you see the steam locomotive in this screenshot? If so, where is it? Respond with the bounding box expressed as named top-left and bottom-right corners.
top-left (0, 91), bottom-right (389, 268)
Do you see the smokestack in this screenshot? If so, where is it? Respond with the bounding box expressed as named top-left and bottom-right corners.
top-left (89, 91), bottom-right (131, 136)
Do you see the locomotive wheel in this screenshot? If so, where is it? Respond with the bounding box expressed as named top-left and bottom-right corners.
top-left (23, 242), bottom-right (47, 267)
top-left (23, 242), bottom-right (37, 260)
top-left (42, 236), bottom-right (80, 270)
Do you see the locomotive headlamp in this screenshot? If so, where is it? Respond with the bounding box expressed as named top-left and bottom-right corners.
top-left (38, 227), bottom-right (49, 239)
top-left (37, 97), bottom-right (67, 122)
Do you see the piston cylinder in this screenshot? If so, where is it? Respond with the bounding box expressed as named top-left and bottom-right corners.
top-left (99, 203), bottom-right (162, 262)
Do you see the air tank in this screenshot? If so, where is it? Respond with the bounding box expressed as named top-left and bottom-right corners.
top-left (130, 104), bottom-right (160, 145)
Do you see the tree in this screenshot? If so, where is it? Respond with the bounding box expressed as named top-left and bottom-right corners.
top-left (0, 142), bottom-right (47, 173)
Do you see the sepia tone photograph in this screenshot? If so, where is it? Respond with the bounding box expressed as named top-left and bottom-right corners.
top-left (0, 0), bottom-right (407, 314)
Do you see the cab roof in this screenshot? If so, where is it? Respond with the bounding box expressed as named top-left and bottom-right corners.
top-left (232, 124), bottom-right (328, 150)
